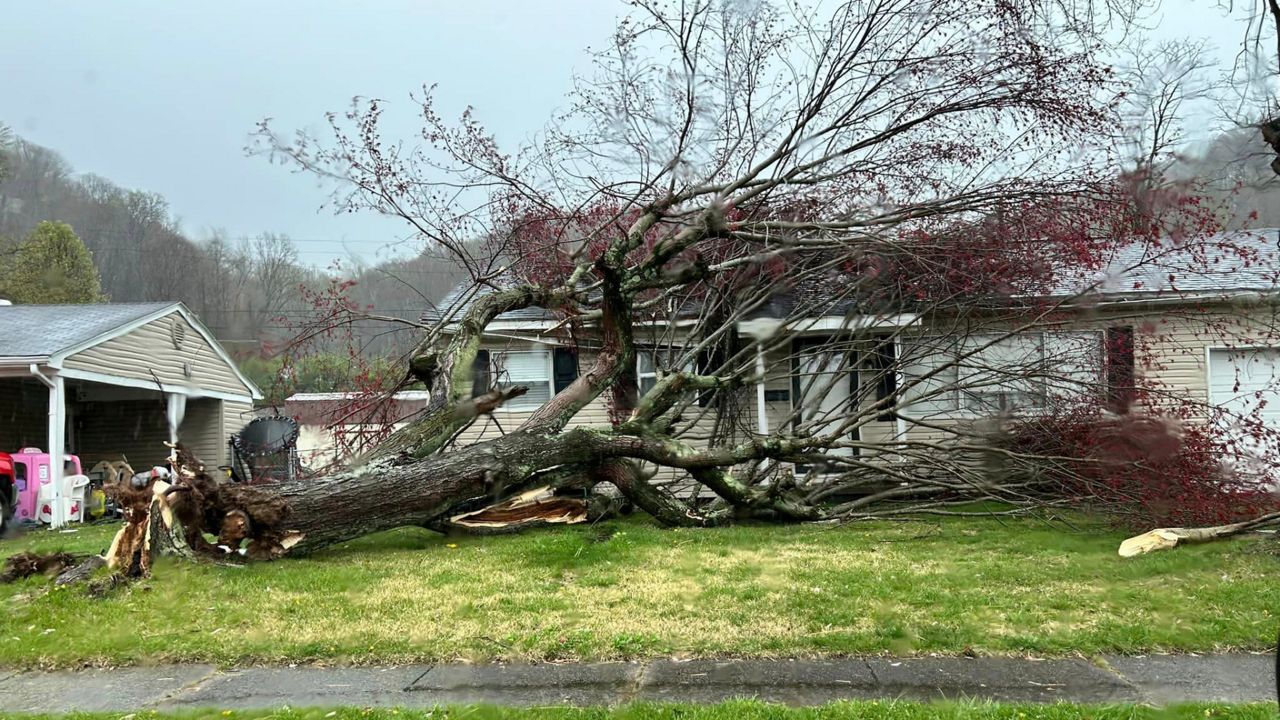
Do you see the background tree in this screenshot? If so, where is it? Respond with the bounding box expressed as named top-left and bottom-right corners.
top-left (1208, 0), bottom-right (1280, 175)
top-left (0, 220), bottom-right (105, 304)
top-left (239, 352), bottom-right (420, 407)
top-left (0, 122), bottom-right (13, 183)
top-left (0, 130), bottom-right (469, 361)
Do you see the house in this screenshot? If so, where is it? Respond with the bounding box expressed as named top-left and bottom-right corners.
top-left (282, 391), bottom-right (430, 468)
top-left (0, 302), bottom-right (262, 522)
top-left (422, 229), bottom-right (1280, 483)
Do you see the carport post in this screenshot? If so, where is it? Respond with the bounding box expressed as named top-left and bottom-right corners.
top-left (29, 366), bottom-right (65, 529)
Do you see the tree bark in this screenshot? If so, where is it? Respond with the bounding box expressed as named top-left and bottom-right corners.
top-left (275, 429), bottom-right (650, 552)
top-left (108, 415), bottom-right (822, 563)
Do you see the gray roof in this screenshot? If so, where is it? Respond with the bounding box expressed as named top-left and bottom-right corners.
top-left (425, 229), bottom-right (1280, 327)
top-left (1069, 228), bottom-right (1280, 297)
top-left (0, 302), bottom-right (177, 359)
top-left (423, 283), bottom-right (559, 324)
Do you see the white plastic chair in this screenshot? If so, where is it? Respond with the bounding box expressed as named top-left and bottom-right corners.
top-left (37, 474), bottom-right (91, 524)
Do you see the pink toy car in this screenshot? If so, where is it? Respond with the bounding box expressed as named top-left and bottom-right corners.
top-left (9, 448), bottom-right (81, 523)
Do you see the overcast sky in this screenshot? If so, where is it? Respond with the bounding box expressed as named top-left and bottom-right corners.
top-left (0, 1), bottom-right (1258, 266)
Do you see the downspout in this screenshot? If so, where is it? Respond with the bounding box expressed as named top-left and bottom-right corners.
top-left (29, 364), bottom-right (65, 528)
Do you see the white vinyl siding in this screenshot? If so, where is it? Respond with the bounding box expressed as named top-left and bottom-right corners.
top-left (61, 312), bottom-right (255, 399)
top-left (492, 350), bottom-right (553, 410)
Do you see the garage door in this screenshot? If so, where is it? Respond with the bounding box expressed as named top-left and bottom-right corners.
top-left (1209, 348), bottom-right (1280, 430)
top-left (1208, 349), bottom-right (1280, 485)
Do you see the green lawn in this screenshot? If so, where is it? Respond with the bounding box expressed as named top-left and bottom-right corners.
top-left (0, 515), bottom-right (1276, 667)
top-left (8, 703), bottom-right (1279, 720)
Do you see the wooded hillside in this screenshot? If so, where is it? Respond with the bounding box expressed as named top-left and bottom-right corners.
top-left (0, 130), bottom-right (468, 358)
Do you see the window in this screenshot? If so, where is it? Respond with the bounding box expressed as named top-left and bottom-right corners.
top-left (900, 336), bottom-right (961, 415)
top-left (638, 350), bottom-right (661, 397)
top-left (901, 332), bottom-right (1102, 416)
top-left (637, 349), bottom-right (695, 397)
top-left (962, 334), bottom-right (1046, 412)
top-left (490, 350), bottom-right (552, 411)
top-left (1044, 331), bottom-right (1104, 402)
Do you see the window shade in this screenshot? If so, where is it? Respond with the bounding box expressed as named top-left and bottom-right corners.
top-left (493, 350), bottom-right (551, 410)
top-left (498, 351), bottom-right (549, 381)
top-left (962, 334), bottom-right (1044, 411)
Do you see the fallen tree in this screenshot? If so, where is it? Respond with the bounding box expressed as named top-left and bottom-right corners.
top-left (90, 0), bottom-right (1280, 571)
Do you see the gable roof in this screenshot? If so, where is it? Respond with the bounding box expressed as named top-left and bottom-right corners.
top-left (0, 302), bottom-right (178, 358)
top-left (0, 301), bottom-right (262, 399)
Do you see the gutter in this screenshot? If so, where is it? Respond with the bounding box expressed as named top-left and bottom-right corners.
top-left (0, 356), bottom-right (51, 367)
top-left (1055, 290), bottom-right (1280, 312)
top-left (28, 363), bottom-right (54, 390)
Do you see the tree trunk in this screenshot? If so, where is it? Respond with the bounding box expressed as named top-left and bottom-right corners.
top-left (275, 429), bottom-right (628, 552)
top-left (111, 428), bottom-right (640, 564)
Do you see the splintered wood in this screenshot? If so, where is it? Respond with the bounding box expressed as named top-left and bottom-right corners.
top-left (1118, 529), bottom-right (1184, 557)
top-left (449, 486), bottom-right (590, 530)
top-left (105, 479), bottom-right (192, 576)
top-left (102, 442), bottom-right (303, 572)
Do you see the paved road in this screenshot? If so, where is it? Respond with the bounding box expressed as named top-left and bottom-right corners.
top-left (0, 654), bottom-right (1272, 713)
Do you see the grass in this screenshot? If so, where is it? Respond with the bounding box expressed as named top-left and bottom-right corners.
top-left (0, 515), bottom-right (1276, 667)
top-left (7, 702), bottom-right (1279, 720)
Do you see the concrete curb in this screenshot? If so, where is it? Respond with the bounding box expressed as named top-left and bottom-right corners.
top-left (0, 654), bottom-right (1272, 712)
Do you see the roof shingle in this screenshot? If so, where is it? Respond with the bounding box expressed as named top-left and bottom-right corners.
top-left (0, 302), bottom-right (177, 358)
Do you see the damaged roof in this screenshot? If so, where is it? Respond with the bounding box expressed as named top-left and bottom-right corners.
top-left (0, 302), bottom-right (179, 359)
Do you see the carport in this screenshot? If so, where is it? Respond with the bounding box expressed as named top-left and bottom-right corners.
top-left (0, 302), bottom-right (261, 526)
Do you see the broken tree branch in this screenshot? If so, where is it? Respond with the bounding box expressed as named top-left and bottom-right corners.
top-left (1119, 511), bottom-right (1280, 556)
